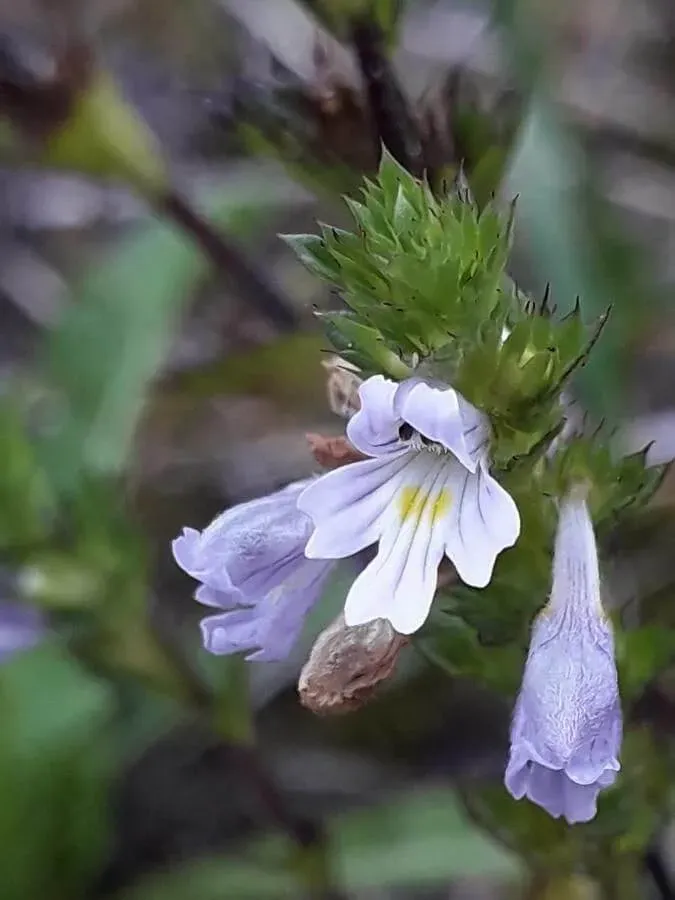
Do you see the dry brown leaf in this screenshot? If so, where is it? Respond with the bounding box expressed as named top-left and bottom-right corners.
top-left (306, 433), bottom-right (366, 470)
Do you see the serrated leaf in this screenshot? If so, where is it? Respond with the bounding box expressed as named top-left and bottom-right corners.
top-left (392, 183), bottom-right (419, 231)
top-left (322, 313), bottom-right (412, 378)
top-left (280, 233), bottom-right (342, 280)
top-left (376, 146), bottom-right (416, 212)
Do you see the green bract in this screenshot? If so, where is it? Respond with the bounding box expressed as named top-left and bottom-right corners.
top-left (283, 151), bottom-right (611, 464)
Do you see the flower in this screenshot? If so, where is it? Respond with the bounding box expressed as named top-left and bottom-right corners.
top-left (298, 375), bottom-right (520, 634)
top-left (172, 480), bottom-right (334, 661)
top-left (505, 487), bottom-right (622, 824)
top-left (0, 601), bottom-right (45, 662)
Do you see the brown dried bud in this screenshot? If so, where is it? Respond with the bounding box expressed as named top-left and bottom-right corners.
top-left (298, 612), bottom-right (409, 715)
top-left (306, 433), bottom-right (366, 470)
top-left (322, 356), bottom-right (362, 419)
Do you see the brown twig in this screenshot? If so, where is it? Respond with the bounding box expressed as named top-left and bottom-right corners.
top-left (0, 34), bottom-right (300, 334)
top-left (226, 745), bottom-right (346, 900)
top-left (161, 192), bottom-right (299, 332)
top-left (349, 16), bottom-right (426, 177)
top-left (152, 620), bottom-right (345, 898)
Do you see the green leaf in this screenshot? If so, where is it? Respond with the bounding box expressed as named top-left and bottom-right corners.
top-left (0, 401), bottom-right (55, 552)
top-left (418, 614), bottom-right (524, 696)
top-left (41, 186), bottom-right (292, 496)
top-left (0, 641), bottom-right (113, 900)
top-left (321, 313), bottom-right (412, 378)
top-left (546, 436), bottom-right (664, 528)
top-left (506, 94), bottom-right (636, 421)
top-left (280, 233), bottom-right (342, 280)
top-left (377, 146), bottom-right (415, 210)
top-left (116, 859), bottom-right (300, 900)
top-left (332, 787), bottom-right (522, 888)
top-left (616, 626), bottom-right (675, 703)
top-left (45, 73), bottom-right (168, 197)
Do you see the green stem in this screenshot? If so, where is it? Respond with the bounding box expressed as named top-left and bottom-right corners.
top-left (594, 855), bottom-right (644, 900)
top-left (525, 873), bottom-right (600, 900)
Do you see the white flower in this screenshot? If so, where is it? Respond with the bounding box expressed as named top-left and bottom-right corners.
top-left (298, 376), bottom-right (520, 634)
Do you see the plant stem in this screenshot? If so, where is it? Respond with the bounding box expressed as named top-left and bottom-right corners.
top-left (349, 16), bottom-right (425, 178)
top-left (152, 626), bottom-right (345, 899)
top-left (644, 849), bottom-right (675, 900)
top-left (159, 191), bottom-right (299, 332)
top-left (593, 854), bottom-right (645, 900)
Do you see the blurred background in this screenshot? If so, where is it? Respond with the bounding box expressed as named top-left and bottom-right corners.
top-left (2, 0), bottom-right (675, 898)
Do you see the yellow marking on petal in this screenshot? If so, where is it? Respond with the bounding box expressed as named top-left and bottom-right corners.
top-left (431, 489), bottom-right (451, 525)
top-left (398, 486), bottom-right (452, 526)
top-left (398, 486), bottom-right (425, 523)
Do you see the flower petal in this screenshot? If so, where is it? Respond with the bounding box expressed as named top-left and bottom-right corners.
top-left (346, 375), bottom-right (403, 457)
top-left (547, 486), bottom-right (601, 618)
top-left (300, 452), bottom-right (412, 559)
top-left (172, 479), bottom-right (314, 595)
top-left (195, 584), bottom-right (242, 609)
top-left (561, 779), bottom-right (601, 824)
top-left (201, 609), bottom-right (261, 656)
top-left (343, 453), bottom-right (450, 634)
top-left (173, 527), bottom-right (224, 584)
top-left (0, 602), bottom-right (45, 662)
top-left (199, 559), bottom-right (332, 661)
top-left (505, 761), bottom-right (605, 825)
top-left (564, 714), bottom-right (622, 786)
top-left (393, 379), bottom-right (487, 472)
top-left (443, 460), bottom-right (520, 588)
top-left (504, 755), bottom-right (530, 800)
top-left (523, 765), bottom-right (564, 819)
top-left (251, 562), bottom-right (333, 660)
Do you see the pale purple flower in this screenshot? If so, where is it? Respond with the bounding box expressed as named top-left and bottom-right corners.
top-left (0, 601), bottom-right (45, 662)
top-left (298, 376), bottom-right (520, 634)
top-left (172, 479), bottom-right (334, 661)
top-left (505, 488), bottom-right (622, 824)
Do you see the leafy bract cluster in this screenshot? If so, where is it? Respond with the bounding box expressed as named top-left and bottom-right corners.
top-left (284, 152), bottom-right (512, 372)
top-left (284, 152), bottom-right (606, 462)
top-left (284, 151), bottom-right (667, 683)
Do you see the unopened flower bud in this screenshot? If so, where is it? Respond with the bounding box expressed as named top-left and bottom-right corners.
top-left (298, 612), bottom-right (409, 714)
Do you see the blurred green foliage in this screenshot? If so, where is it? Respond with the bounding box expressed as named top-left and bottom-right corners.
top-left (41, 183), bottom-right (299, 495)
top-left (0, 1), bottom-right (673, 898)
top-left (0, 643), bottom-right (112, 900)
